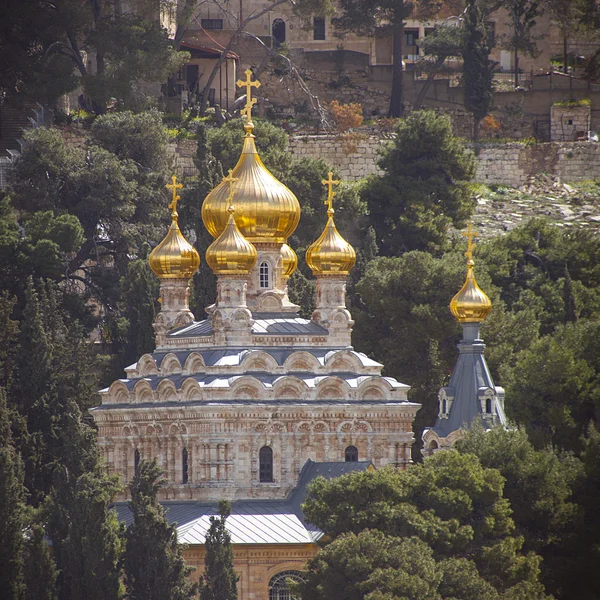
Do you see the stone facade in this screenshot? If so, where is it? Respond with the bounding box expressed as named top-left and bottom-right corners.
top-left (551, 105), bottom-right (592, 141)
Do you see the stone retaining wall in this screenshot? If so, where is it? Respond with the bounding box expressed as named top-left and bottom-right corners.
top-left (285, 135), bottom-right (600, 187)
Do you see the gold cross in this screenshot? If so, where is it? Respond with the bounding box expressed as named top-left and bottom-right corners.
top-left (322, 171), bottom-right (340, 211)
top-left (236, 69), bottom-right (261, 123)
top-left (166, 175), bottom-right (183, 213)
top-left (462, 223), bottom-right (478, 262)
top-left (222, 169), bottom-right (239, 204)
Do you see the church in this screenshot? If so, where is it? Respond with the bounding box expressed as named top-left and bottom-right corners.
top-left (91, 72), bottom-right (502, 600)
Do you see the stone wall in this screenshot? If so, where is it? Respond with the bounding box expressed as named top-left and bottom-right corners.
top-left (288, 134), bottom-right (383, 180)
top-left (285, 136), bottom-right (600, 187)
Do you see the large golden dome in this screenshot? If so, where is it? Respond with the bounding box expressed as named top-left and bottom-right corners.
top-left (202, 71), bottom-right (300, 246)
top-left (149, 177), bottom-right (200, 279)
top-left (306, 208), bottom-right (356, 276)
top-left (206, 206), bottom-right (257, 275)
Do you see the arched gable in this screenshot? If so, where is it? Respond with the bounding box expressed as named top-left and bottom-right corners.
top-left (180, 378), bottom-right (202, 401)
top-left (315, 376), bottom-right (350, 400)
top-left (183, 352), bottom-right (205, 375)
top-left (137, 354), bottom-right (158, 377)
top-left (326, 350), bottom-right (362, 373)
top-left (160, 353), bottom-right (183, 376)
top-left (133, 380), bottom-right (154, 403)
top-left (241, 351), bottom-right (279, 373)
top-left (272, 376), bottom-right (308, 400)
top-left (230, 376), bottom-right (264, 400)
top-left (157, 379), bottom-right (178, 401)
top-left (283, 351), bottom-right (321, 373)
top-left (109, 381), bottom-right (130, 403)
top-left (357, 377), bottom-right (394, 400)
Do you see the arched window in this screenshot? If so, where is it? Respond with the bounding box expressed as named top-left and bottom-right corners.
top-left (272, 18), bottom-right (286, 47)
top-left (259, 261), bottom-right (270, 289)
top-left (134, 448), bottom-right (140, 472)
top-left (269, 570), bottom-right (305, 600)
top-left (442, 398), bottom-right (447, 414)
top-left (259, 446), bottom-right (273, 482)
top-left (345, 445), bottom-right (358, 462)
top-left (485, 397), bottom-right (492, 414)
top-left (182, 447), bottom-right (189, 484)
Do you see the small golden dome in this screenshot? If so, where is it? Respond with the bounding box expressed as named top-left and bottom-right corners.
top-left (149, 177), bottom-right (200, 279)
top-left (450, 259), bottom-right (492, 322)
top-left (206, 206), bottom-right (257, 275)
top-left (306, 208), bottom-right (356, 276)
top-left (281, 243), bottom-right (298, 279)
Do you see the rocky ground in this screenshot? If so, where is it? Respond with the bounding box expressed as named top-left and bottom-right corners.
top-left (468, 174), bottom-right (600, 238)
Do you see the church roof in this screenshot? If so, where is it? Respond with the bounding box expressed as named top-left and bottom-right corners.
top-left (112, 459), bottom-right (372, 544)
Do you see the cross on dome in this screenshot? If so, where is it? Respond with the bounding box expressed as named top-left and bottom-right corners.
top-left (222, 169), bottom-right (239, 204)
top-left (462, 222), bottom-right (478, 263)
top-left (322, 171), bottom-right (340, 212)
top-left (166, 175), bottom-right (183, 215)
top-left (236, 69), bottom-right (261, 125)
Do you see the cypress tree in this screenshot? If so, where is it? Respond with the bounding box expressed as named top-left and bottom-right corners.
top-left (124, 459), bottom-right (197, 600)
top-left (462, 0), bottom-right (495, 140)
top-left (0, 388), bottom-right (26, 600)
top-left (22, 522), bottom-right (58, 600)
top-left (199, 500), bottom-right (239, 600)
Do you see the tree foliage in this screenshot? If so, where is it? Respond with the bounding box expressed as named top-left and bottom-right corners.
top-left (301, 452), bottom-right (550, 599)
top-left (199, 500), bottom-right (239, 600)
top-left (125, 459), bottom-right (197, 600)
top-left (361, 110), bottom-right (476, 255)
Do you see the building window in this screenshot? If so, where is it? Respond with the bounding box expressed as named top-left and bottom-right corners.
top-left (485, 397), bottom-right (492, 414)
top-left (345, 445), bottom-right (358, 462)
top-left (259, 261), bottom-right (270, 289)
top-left (404, 29), bottom-right (419, 47)
top-left (486, 21), bottom-right (495, 48)
top-left (134, 448), bottom-right (140, 472)
top-left (442, 398), bottom-right (447, 414)
top-left (259, 446), bottom-right (273, 482)
top-left (201, 18), bottom-right (223, 30)
top-left (269, 570), bottom-right (305, 600)
top-left (182, 447), bottom-right (189, 484)
top-left (313, 17), bottom-right (325, 40)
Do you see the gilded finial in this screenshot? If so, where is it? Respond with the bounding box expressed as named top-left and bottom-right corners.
top-left (236, 69), bottom-right (261, 130)
top-left (166, 175), bottom-right (183, 217)
top-left (462, 222), bottom-right (478, 265)
top-left (450, 222), bottom-right (492, 323)
top-left (322, 171), bottom-right (340, 214)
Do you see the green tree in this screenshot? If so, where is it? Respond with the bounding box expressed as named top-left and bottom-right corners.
top-left (0, 0), bottom-right (187, 110)
top-left (302, 452), bottom-right (550, 599)
top-left (22, 522), bottom-right (59, 600)
top-left (124, 459), bottom-right (197, 600)
top-left (463, 0), bottom-right (496, 140)
top-left (500, 0), bottom-right (542, 87)
top-left (361, 110), bottom-right (476, 255)
top-left (456, 425), bottom-right (583, 598)
top-left (0, 388), bottom-right (26, 600)
top-left (199, 500), bottom-right (239, 600)
top-left (541, 0), bottom-right (585, 74)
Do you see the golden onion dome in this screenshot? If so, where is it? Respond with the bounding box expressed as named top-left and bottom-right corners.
top-left (201, 124), bottom-right (300, 244)
top-left (281, 243), bottom-right (298, 279)
top-left (306, 208), bottom-right (356, 276)
top-left (206, 206), bottom-right (257, 275)
top-left (450, 259), bottom-right (492, 323)
top-left (149, 177), bottom-right (200, 280)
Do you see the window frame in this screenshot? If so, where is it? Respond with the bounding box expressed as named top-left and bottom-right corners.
top-left (313, 17), bottom-right (326, 41)
top-left (200, 18), bottom-right (224, 30)
top-left (259, 446), bottom-right (274, 482)
top-left (345, 445), bottom-right (359, 462)
top-left (259, 261), bottom-right (271, 289)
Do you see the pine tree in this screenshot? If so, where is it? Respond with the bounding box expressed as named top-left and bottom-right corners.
top-left (0, 388), bottom-right (26, 600)
top-left (124, 459), bottom-right (197, 600)
top-left (200, 500), bottom-right (238, 600)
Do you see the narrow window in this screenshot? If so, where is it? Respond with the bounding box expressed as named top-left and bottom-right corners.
top-left (182, 447), bottom-right (189, 484)
top-left (259, 261), bottom-right (270, 289)
top-left (313, 17), bottom-right (325, 40)
top-left (442, 398), bottom-right (447, 414)
top-left (345, 445), bottom-right (358, 462)
top-left (259, 446), bottom-right (273, 482)
top-left (134, 448), bottom-right (140, 472)
top-left (486, 397), bottom-right (492, 414)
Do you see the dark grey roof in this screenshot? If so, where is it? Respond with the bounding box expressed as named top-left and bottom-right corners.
top-left (168, 313), bottom-right (328, 339)
top-left (429, 323), bottom-right (506, 438)
top-left (112, 459), bottom-right (372, 544)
